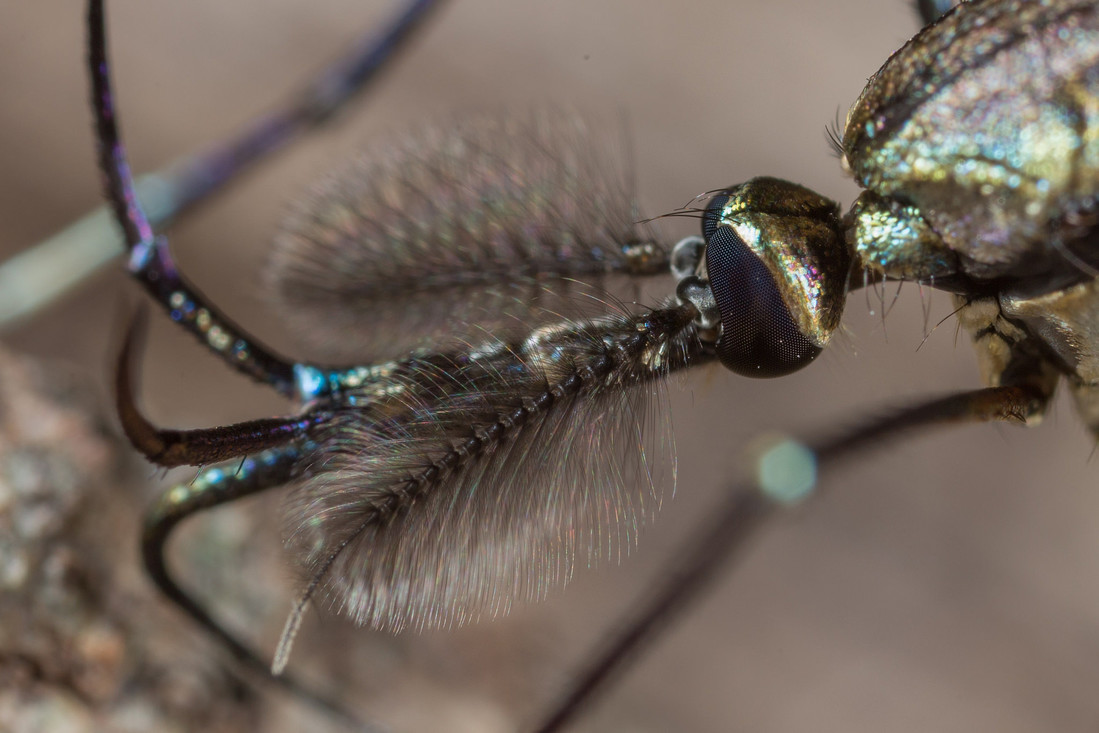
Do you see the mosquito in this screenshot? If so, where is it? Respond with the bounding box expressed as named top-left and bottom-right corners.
top-left (81, 1), bottom-right (1099, 731)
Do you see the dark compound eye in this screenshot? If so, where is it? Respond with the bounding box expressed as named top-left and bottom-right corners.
top-left (704, 221), bottom-right (822, 378)
top-left (702, 191), bottom-right (730, 242)
top-left (697, 179), bottom-right (848, 379)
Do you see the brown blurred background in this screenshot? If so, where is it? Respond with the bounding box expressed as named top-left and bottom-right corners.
top-left (3, 1), bottom-right (1099, 731)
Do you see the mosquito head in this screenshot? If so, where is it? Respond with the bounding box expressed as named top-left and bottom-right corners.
top-left (674, 177), bottom-right (851, 378)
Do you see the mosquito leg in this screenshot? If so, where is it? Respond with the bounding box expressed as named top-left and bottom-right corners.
top-left (115, 313), bottom-right (326, 466)
top-left (0, 0), bottom-right (445, 328)
top-left (532, 383), bottom-right (1045, 733)
top-left (89, 0), bottom-right (445, 396)
top-left (144, 448), bottom-right (294, 675)
top-left (142, 447), bottom-right (373, 731)
top-left (153, 0), bottom-right (443, 217)
top-left (89, 0), bottom-right (296, 393)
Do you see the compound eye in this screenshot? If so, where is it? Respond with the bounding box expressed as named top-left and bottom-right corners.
top-left (702, 191), bottom-right (731, 242)
top-left (705, 223), bottom-right (821, 377)
top-left (697, 178), bottom-right (848, 379)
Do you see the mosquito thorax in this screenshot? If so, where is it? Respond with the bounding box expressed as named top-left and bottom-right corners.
top-left (844, 191), bottom-right (959, 283)
top-left (674, 177), bottom-right (850, 378)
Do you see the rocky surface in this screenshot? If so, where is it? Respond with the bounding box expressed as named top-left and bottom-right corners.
top-left (0, 347), bottom-right (260, 733)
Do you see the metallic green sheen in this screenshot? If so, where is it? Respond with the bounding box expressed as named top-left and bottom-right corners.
top-left (711, 178), bottom-right (848, 347)
top-left (844, 0), bottom-right (1099, 282)
top-left (847, 191), bottom-right (958, 281)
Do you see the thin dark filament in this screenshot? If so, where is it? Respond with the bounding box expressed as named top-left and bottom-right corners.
top-left (825, 113), bottom-right (845, 158)
top-left (87, 3), bottom-right (152, 253)
top-left (88, 0), bottom-right (297, 394)
top-left (89, 0), bottom-right (446, 396)
top-left (919, 280), bottom-right (933, 336)
top-left (638, 190), bottom-right (727, 226)
top-left (273, 512), bottom-right (374, 675)
top-left (6, 0), bottom-right (446, 330)
top-left (884, 277), bottom-right (904, 321)
top-left (878, 274), bottom-right (890, 339)
top-left (916, 295), bottom-right (966, 353)
top-left (114, 313), bottom-right (322, 466)
top-left (164, 0), bottom-right (444, 217)
top-left (531, 384), bottom-right (1042, 733)
top-left (638, 207), bottom-right (709, 225)
top-left (141, 446), bottom-right (375, 731)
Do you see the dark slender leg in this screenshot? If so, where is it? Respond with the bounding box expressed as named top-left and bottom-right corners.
top-left (114, 313), bottom-right (327, 466)
top-left (531, 384), bottom-right (1043, 733)
top-left (88, 0), bottom-right (445, 396)
top-left (143, 448), bottom-right (297, 675)
top-left (142, 447), bottom-right (376, 731)
top-left (88, 0), bottom-right (295, 393)
top-left (88, 3), bottom-right (387, 724)
top-left (160, 0), bottom-right (443, 217)
top-left (916, 0), bottom-right (957, 26)
top-left (2, 0), bottom-right (444, 327)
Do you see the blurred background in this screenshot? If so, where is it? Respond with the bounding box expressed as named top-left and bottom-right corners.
top-left (3, 1), bottom-right (1099, 731)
